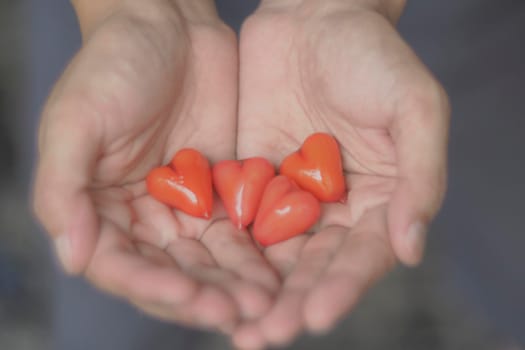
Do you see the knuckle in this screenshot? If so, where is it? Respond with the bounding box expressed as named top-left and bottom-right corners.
top-left (402, 77), bottom-right (450, 126)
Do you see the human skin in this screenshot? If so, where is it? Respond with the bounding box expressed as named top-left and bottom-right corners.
top-left (33, 0), bottom-right (281, 332)
top-left (32, 0), bottom-right (449, 346)
top-left (234, 0), bottom-right (449, 347)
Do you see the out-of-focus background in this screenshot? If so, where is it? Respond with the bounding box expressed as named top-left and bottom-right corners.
top-left (1, 0), bottom-right (53, 349)
top-left (1, 0), bottom-right (524, 349)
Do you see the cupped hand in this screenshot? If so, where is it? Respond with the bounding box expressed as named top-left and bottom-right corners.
top-left (33, 0), bottom-right (279, 331)
top-left (234, 0), bottom-right (449, 347)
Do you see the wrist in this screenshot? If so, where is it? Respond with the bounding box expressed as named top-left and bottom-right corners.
top-left (259, 0), bottom-right (406, 23)
top-left (72, 0), bottom-right (220, 38)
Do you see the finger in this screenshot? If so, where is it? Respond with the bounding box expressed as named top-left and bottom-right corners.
top-left (135, 241), bottom-right (176, 267)
top-left (131, 196), bottom-right (182, 248)
top-left (200, 219), bottom-right (281, 293)
top-left (87, 224), bottom-right (241, 327)
top-left (92, 188), bottom-right (135, 234)
top-left (166, 236), bottom-right (272, 320)
top-left (132, 300), bottom-right (198, 325)
top-left (304, 205), bottom-right (396, 332)
top-left (33, 98), bottom-right (101, 275)
top-left (258, 226), bottom-right (346, 346)
top-left (262, 234), bottom-right (310, 277)
top-left (389, 83), bottom-right (450, 265)
top-left (133, 286), bottom-right (239, 332)
top-left (232, 323), bottom-right (266, 350)
top-left (178, 285), bottom-right (239, 330)
top-left (188, 265), bottom-right (273, 321)
top-left (319, 174), bottom-right (395, 229)
top-left (86, 223), bottom-right (199, 306)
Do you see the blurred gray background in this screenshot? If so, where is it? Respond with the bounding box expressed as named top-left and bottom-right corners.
top-left (1, 0), bottom-right (524, 349)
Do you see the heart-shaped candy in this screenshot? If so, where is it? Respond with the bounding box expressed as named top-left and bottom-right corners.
top-left (253, 175), bottom-right (320, 246)
top-left (280, 133), bottom-right (347, 202)
top-left (213, 158), bottom-right (275, 229)
top-left (146, 148), bottom-right (213, 218)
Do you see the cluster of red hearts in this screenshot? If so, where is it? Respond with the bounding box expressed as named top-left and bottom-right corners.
top-left (146, 133), bottom-right (348, 246)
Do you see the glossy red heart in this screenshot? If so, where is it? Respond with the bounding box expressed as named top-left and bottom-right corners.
top-left (280, 132), bottom-right (347, 202)
top-left (213, 158), bottom-right (275, 229)
top-left (253, 175), bottom-right (321, 247)
top-left (146, 148), bottom-right (213, 219)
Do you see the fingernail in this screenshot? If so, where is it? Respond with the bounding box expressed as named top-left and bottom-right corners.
top-left (54, 235), bottom-right (72, 273)
top-left (406, 222), bottom-right (427, 265)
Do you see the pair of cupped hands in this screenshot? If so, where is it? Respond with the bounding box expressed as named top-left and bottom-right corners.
top-left (33, 0), bottom-right (449, 348)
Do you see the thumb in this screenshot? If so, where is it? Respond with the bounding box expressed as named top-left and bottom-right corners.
top-left (387, 83), bottom-right (450, 266)
top-left (33, 98), bottom-right (101, 275)
top-left (31, 9), bottom-right (182, 273)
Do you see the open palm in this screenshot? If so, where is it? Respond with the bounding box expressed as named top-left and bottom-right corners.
top-left (34, 1), bottom-right (278, 331)
top-left (235, 4), bottom-right (449, 347)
